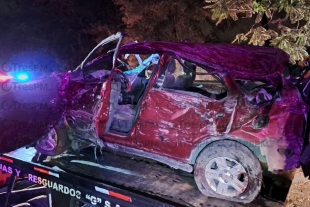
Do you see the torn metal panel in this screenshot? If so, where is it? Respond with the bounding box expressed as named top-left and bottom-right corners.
top-left (228, 80), bottom-right (307, 171)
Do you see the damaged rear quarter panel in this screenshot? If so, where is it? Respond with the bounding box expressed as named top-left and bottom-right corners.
top-left (228, 80), bottom-right (306, 171)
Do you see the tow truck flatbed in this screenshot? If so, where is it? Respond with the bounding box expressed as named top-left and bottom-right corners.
top-left (0, 147), bottom-right (286, 207)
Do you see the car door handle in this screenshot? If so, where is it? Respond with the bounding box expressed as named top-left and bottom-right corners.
top-left (216, 113), bottom-right (225, 118)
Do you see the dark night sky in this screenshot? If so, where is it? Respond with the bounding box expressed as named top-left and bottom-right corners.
top-left (0, 0), bottom-right (121, 69)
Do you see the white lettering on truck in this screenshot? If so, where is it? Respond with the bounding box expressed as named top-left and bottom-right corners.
top-left (0, 164), bottom-right (21, 176)
top-left (28, 173), bottom-right (81, 199)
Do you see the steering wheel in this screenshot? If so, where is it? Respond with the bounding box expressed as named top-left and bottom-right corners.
top-left (114, 68), bottom-right (131, 91)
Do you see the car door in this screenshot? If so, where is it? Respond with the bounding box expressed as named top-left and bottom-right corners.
top-left (136, 55), bottom-right (236, 160)
top-left (77, 32), bottom-right (125, 137)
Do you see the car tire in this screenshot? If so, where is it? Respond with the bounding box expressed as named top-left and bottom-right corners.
top-left (194, 140), bottom-right (262, 203)
top-left (35, 125), bottom-right (70, 156)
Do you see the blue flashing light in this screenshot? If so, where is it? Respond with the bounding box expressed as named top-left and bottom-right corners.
top-left (16, 73), bottom-right (29, 82)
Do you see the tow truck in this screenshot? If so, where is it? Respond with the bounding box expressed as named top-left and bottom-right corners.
top-left (0, 146), bottom-right (288, 207)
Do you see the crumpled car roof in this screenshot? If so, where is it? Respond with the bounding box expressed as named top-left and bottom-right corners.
top-left (121, 42), bottom-right (289, 80)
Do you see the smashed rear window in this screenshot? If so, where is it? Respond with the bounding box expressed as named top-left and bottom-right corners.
top-left (236, 80), bottom-right (280, 105)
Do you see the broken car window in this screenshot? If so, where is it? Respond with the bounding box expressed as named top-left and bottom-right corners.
top-left (235, 80), bottom-right (279, 105)
top-left (154, 56), bottom-right (227, 100)
top-left (82, 52), bottom-right (114, 82)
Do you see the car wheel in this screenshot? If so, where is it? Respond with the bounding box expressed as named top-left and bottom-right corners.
top-left (35, 125), bottom-right (70, 156)
top-left (194, 140), bottom-right (262, 203)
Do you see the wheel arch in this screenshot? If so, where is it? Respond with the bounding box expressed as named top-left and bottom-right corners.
top-left (188, 137), bottom-right (267, 165)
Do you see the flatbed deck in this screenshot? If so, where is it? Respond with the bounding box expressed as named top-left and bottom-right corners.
top-left (0, 147), bottom-right (287, 207)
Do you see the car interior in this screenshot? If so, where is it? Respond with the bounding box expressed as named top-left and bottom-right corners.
top-left (155, 56), bottom-right (228, 100)
top-left (103, 54), bottom-right (231, 134)
top-left (107, 54), bottom-right (159, 134)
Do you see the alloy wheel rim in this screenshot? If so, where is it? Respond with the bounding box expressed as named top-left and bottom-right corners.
top-left (205, 156), bottom-right (248, 197)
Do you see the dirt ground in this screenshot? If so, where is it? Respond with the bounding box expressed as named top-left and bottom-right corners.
top-left (285, 168), bottom-right (310, 207)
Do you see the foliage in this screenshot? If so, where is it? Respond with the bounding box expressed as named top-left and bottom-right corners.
top-left (112, 0), bottom-right (215, 43)
top-left (204, 0), bottom-right (310, 62)
top-left (6, 0), bottom-right (310, 66)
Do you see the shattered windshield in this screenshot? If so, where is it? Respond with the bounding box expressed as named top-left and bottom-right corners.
top-left (81, 52), bottom-right (114, 82)
top-left (74, 33), bottom-right (123, 82)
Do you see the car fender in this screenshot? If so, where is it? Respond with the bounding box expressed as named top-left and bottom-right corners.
top-left (188, 136), bottom-right (265, 165)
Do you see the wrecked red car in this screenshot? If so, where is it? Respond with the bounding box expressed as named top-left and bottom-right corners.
top-left (35, 33), bottom-right (310, 203)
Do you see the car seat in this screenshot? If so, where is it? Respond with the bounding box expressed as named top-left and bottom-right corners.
top-left (130, 64), bottom-right (158, 104)
top-left (104, 81), bottom-right (121, 134)
top-left (174, 74), bottom-right (193, 90)
top-left (162, 58), bottom-right (176, 88)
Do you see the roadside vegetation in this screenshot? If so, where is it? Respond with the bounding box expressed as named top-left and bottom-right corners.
top-left (1, 0), bottom-right (309, 67)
